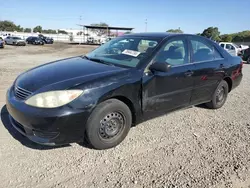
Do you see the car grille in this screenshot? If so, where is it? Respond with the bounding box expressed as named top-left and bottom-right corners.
top-left (14, 86), bottom-right (32, 100)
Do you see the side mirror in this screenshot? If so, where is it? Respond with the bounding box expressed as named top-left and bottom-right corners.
top-left (149, 62), bottom-right (171, 72)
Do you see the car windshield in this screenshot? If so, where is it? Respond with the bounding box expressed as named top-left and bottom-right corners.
top-left (85, 36), bottom-right (161, 68)
top-left (233, 43), bottom-right (239, 48)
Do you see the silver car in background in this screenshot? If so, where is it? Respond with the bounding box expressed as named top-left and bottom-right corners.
top-left (4, 36), bottom-right (26, 46)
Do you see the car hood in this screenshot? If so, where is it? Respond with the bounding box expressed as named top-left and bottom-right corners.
top-left (15, 56), bottom-right (127, 92)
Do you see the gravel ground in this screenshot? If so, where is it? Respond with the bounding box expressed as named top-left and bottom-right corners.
top-left (0, 44), bottom-right (250, 188)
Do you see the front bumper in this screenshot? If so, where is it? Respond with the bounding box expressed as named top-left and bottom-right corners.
top-left (6, 86), bottom-right (91, 146)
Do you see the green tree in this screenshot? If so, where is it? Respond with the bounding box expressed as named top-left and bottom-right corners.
top-left (0, 20), bottom-right (18, 31)
top-left (166, 28), bottom-right (183, 33)
top-left (220, 34), bottom-right (232, 42)
top-left (33, 25), bottom-right (42, 33)
top-left (42, 29), bottom-right (57, 34)
top-left (58, 30), bottom-right (68, 34)
top-left (24, 28), bottom-right (31, 33)
top-left (90, 22), bottom-right (109, 36)
top-left (201, 27), bottom-right (220, 40)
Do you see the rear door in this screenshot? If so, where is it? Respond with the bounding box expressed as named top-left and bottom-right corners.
top-left (142, 36), bottom-right (195, 113)
top-left (188, 36), bottom-right (226, 105)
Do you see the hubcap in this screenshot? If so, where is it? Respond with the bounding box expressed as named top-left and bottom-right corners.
top-left (216, 86), bottom-right (225, 104)
top-left (99, 112), bottom-right (125, 139)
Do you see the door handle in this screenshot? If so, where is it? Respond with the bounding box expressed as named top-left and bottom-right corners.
top-left (184, 70), bottom-right (193, 77)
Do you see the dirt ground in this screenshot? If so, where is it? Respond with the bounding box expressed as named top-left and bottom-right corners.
top-left (0, 44), bottom-right (250, 188)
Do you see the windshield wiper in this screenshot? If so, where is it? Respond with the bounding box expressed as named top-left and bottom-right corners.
top-left (81, 55), bottom-right (90, 60)
top-left (83, 56), bottom-right (115, 66)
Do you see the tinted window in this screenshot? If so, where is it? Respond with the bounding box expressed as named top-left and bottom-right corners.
top-left (154, 38), bottom-right (188, 66)
top-left (190, 38), bottom-right (223, 62)
top-left (226, 44), bottom-right (235, 50)
top-left (220, 43), bottom-right (225, 48)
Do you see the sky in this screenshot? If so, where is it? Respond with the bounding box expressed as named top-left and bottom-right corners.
top-left (0, 0), bottom-right (249, 34)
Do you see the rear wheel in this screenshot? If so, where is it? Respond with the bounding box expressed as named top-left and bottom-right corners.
top-left (205, 80), bottom-right (228, 109)
top-left (247, 56), bottom-right (250, 64)
top-left (86, 99), bottom-right (132, 150)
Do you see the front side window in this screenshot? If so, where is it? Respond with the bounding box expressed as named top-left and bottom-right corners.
top-left (190, 37), bottom-right (223, 62)
top-left (154, 38), bottom-right (188, 66)
top-left (86, 37), bottom-right (161, 68)
top-left (226, 44), bottom-right (235, 50)
top-left (220, 43), bottom-right (225, 48)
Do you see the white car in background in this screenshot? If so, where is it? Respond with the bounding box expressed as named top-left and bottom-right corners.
top-left (219, 42), bottom-right (249, 56)
top-left (4, 36), bottom-right (26, 46)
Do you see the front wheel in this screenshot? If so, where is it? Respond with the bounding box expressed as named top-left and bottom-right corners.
top-left (205, 80), bottom-right (228, 109)
top-left (86, 99), bottom-right (132, 150)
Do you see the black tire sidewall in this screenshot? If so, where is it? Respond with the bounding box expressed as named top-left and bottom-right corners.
top-left (210, 80), bottom-right (228, 109)
top-left (86, 99), bottom-right (132, 149)
top-left (247, 56), bottom-right (250, 64)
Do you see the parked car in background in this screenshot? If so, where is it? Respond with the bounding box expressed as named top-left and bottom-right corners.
top-left (0, 37), bottom-right (5, 48)
top-left (6, 33), bottom-right (243, 150)
top-left (38, 34), bottom-right (54, 44)
top-left (4, 36), bottom-right (26, 46)
top-left (219, 42), bottom-right (242, 56)
top-left (26, 37), bottom-right (45, 45)
top-left (240, 48), bottom-right (250, 64)
top-left (239, 44), bottom-right (249, 51)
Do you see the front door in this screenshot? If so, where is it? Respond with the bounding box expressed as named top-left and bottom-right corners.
top-left (142, 36), bottom-right (195, 114)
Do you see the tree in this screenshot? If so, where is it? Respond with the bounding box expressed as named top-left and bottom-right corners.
top-left (33, 25), bottom-right (42, 33)
top-left (166, 28), bottom-right (183, 33)
top-left (24, 28), bottom-right (31, 33)
top-left (42, 29), bottom-right (57, 34)
top-left (220, 34), bottom-right (232, 42)
top-left (90, 22), bottom-right (109, 36)
top-left (201, 27), bottom-right (220, 40)
top-left (0, 20), bottom-right (19, 31)
top-left (58, 30), bottom-right (68, 34)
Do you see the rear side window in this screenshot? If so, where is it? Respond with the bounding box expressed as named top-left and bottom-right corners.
top-left (190, 37), bottom-right (223, 62)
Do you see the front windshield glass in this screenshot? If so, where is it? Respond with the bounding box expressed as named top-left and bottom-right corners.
top-left (233, 43), bottom-right (239, 48)
top-left (86, 36), bottom-right (161, 68)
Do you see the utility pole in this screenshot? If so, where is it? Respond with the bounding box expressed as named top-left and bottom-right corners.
top-left (145, 19), bottom-right (147, 32)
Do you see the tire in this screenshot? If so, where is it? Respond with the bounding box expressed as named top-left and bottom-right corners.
top-left (205, 80), bottom-right (228, 109)
top-left (86, 99), bottom-right (132, 150)
top-left (247, 56), bottom-right (250, 64)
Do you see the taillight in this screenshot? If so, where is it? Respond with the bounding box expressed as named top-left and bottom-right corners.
top-left (240, 61), bottom-right (243, 69)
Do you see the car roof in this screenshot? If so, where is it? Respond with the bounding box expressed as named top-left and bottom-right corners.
top-left (123, 32), bottom-right (185, 38)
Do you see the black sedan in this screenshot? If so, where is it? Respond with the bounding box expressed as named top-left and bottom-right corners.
top-left (38, 34), bottom-right (54, 44)
top-left (6, 33), bottom-right (243, 149)
top-left (26, 37), bottom-right (44, 45)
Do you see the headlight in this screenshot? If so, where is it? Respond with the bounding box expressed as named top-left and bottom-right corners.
top-left (25, 90), bottom-right (83, 108)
